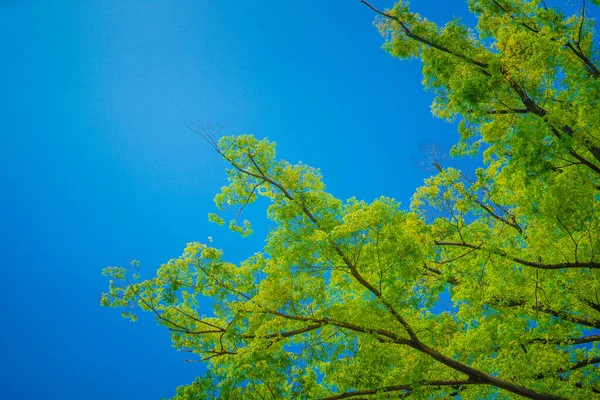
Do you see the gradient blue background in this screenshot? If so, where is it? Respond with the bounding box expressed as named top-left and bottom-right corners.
top-left (1, 1), bottom-right (478, 398)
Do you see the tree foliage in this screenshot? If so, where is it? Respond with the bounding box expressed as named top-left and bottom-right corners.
top-left (102, 1), bottom-right (600, 398)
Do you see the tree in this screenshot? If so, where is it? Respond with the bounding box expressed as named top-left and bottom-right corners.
top-left (102, 1), bottom-right (600, 398)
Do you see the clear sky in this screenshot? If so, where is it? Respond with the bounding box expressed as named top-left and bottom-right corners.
top-left (2, 1), bottom-right (476, 399)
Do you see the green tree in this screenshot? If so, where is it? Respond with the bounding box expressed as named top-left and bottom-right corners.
top-left (102, 1), bottom-right (600, 398)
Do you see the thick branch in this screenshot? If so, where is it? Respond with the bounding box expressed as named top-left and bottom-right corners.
top-left (528, 334), bottom-right (600, 345)
top-left (535, 356), bottom-right (600, 379)
top-left (500, 299), bottom-right (600, 330)
top-left (435, 241), bottom-right (600, 270)
top-left (244, 324), bottom-right (322, 340)
top-left (409, 341), bottom-right (564, 399)
top-left (504, 64), bottom-right (600, 171)
top-left (266, 310), bottom-right (410, 345)
top-left (320, 379), bottom-right (479, 400)
top-left (577, 296), bottom-right (600, 314)
top-left (360, 0), bottom-right (490, 73)
top-left (269, 310), bottom-right (563, 399)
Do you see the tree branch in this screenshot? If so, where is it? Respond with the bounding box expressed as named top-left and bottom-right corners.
top-left (499, 299), bottom-right (600, 330)
top-left (535, 356), bottom-right (600, 379)
top-left (435, 241), bottom-right (600, 270)
top-left (491, 0), bottom-right (599, 77)
top-left (244, 154), bottom-right (421, 343)
top-left (320, 379), bottom-right (480, 400)
top-left (267, 309), bottom-right (563, 399)
top-left (244, 324), bottom-right (323, 340)
top-left (360, 0), bottom-right (490, 73)
top-left (528, 334), bottom-right (600, 345)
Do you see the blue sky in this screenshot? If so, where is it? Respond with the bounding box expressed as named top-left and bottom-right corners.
top-left (1, 1), bottom-right (476, 398)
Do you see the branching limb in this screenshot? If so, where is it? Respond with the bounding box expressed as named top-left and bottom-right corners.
top-left (360, 1), bottom-right (490, 72)
top-left (535, 356), bottom-right (600, 379)
top-left (527, 334), bottom-right (600, 345)
top-left (490, 0), bottom-right (599, 77)
top-left (435, 241), bottom-right (600, 270)
top-left (319, 379), bottom-right (480, 400)
top-left (500, 299), bottom-right (600, 330)
top-left (267, 309), bottom-right (563, 399)
top-left (243, 324), bottom-right (323, 340)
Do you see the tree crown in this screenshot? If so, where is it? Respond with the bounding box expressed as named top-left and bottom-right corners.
top-left (103, 1), bottom-right (600, 398)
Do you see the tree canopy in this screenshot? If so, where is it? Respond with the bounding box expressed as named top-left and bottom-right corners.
top-left (102, 1), bottom-right (600, 398)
